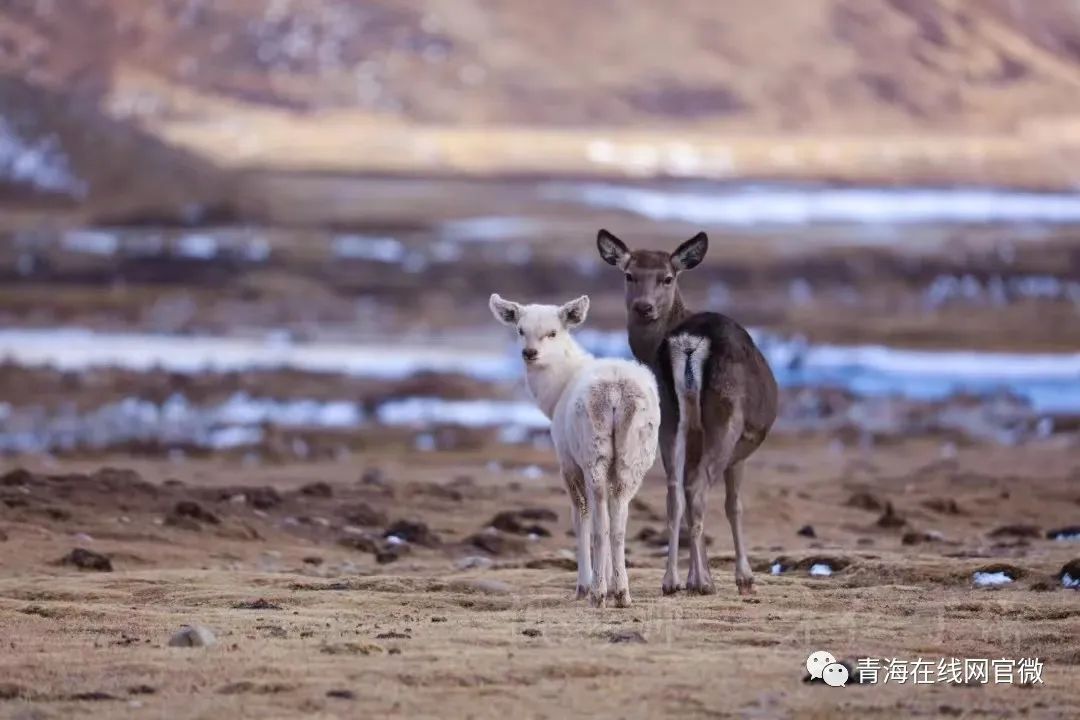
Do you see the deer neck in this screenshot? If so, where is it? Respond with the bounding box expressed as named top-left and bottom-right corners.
top-left (628, 291), bottom-right (692, 368)
top-left (524, 337), bottom-right (591, 419)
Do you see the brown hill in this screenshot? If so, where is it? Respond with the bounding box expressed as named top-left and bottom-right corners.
top-left (3, 0), bottom-right (1080, 184)
top-left (0, 76), bottom-right (237, 223)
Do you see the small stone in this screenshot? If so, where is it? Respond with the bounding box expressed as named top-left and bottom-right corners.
top-left (1047, 526), bottom-right (1080, 541)
top-left (0, 468), bottom-right (34, 486)
top-left (60, 548), bottom-right (112, 572)
top-left (232, 598), bottom-right (282, 610)
top-left (168, 624), bottom-right (217, 647)
top-left (845, 491), bottom-right (884, 512)
top-left (876, 502), bottom-right (906, 529)
top-left (797, 525), bottom-right (816, 538)
top-left (299, 481), bottom-right (333, 498)
top-left (339, 535), bottom-right (380, 553)
top-left (171, 501), bottom-right (220, 525)
top-left (342, 502), bottom-right (387, 527)
top-left (902, 530), bottom-right (936, 545)
top-left (455, 555), bottom-right (494, 571)
top-left (468, 532), bottom-right (527, 556)
top-left (922, 497), bottom-right (962, 515)
top-left (384, 520), bottom-right (439, 547)
top-left (246, 487), bottom-right (283, 510)
top-left (68, 691), bottom-right (116, 701)
top-left (375, 630), bottom-right (410, 640)
top-left (361, 468), bottom-right (388, 487)
top-left (988, 524), bottom-right (1041, 539)
top-left (376, 544), bottom-right (410, 564)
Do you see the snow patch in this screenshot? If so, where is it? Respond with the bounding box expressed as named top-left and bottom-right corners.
top-left (542, 183), bottom-right (1080, 226)
top-left (333, 235), bottom-right (405, 263)
top-left (973, 571), bottom-right (1013, 587)
top-left (0, 116), bottom-right (86, 196)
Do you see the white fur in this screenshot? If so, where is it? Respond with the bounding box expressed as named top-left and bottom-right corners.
top-left (490, 294), bottom-right (660, 607)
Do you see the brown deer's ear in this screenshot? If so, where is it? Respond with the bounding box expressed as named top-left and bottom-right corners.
top-left (671, 232), bottom-right (708, 271)
top-left (489, 294), bottom-right (522, 326)
top-left (558, 295), bottom-right (589, 328)
top-left (596, 229), bottom-right (630, 269)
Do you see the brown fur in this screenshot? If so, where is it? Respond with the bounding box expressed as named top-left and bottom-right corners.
top-left (597, 229), bottom-right (778, 595)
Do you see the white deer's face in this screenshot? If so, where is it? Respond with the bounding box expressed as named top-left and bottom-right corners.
top-left (489, 294), bottom-right (589, 368)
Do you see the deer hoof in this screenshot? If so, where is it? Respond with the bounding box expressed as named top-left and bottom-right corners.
top-left (736, 577), bottom-right (756, 596)
top-left (612, 589), bottom-right (631, 608)
top-left (589, 590), bottom-right (607, 608)
top-left (689, 581), bottom-right (717, 595)
top-left (661, 582), bottom-right (682, 595)
top-left (574, 585), bottom-right (589, 600)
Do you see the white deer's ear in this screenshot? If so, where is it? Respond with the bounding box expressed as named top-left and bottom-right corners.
top-left (558, 295), bottom-right (589, 328)
top-left (489, 294), bottom-right (522, 326)
top-left (671, 232), bottom-right (708, 271)
top-left (596, 229), bottom-right (630, 269)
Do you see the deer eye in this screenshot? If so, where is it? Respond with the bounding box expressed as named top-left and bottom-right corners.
top-left (624, 273), bottom-right (634, 282)
top-left (546, 330), bottom-right (557, 339)
top-left (518, 328), bottom-right (524, 336)
top-left (663, 276), bottom-right (674, 285)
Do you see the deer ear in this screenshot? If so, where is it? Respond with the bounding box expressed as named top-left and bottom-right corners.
top-left (558, 295), bottom-right (589, 328)
top-left (672, 232), bottom-right (708, 271)
top-left (489, 294), bottom-right (522, 326)
top-left (596, 229), bottom-right (630, 269)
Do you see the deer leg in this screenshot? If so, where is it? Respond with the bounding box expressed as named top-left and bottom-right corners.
top-left (724, 461), bottom-right (754, 596)
top-left (685, 464), bottom-right (715, 594)
top-left (662, 466), bottom-right (684, 595)
top-left (588, 463), bottom-right (611, 607)
top-left (683, 475), bottom-right (699, 590)
top-left (609, 494), bottom-right (632, 607)
top-left (563, 464), bottom-right (590, 599)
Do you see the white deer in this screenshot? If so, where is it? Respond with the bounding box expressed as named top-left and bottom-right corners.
top-left (489, 293), bottom-right (660, 607)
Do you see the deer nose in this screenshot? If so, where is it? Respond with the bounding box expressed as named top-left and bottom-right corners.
top-left (633, 301), bottom-right (655, 317)
top-left (522, 348), bottom-right (538, 361)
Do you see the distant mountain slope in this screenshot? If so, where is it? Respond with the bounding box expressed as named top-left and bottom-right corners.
top-left (2, 0), bottom-right (1080, 186)
top-left (0, 77), bottom-right (235, 221)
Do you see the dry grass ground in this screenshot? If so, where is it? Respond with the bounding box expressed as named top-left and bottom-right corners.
top-left (1, 437), bottom-right (1078, 719)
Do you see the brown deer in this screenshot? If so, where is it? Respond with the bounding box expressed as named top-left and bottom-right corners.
top-left (596, 229), bottom-right (777, 595)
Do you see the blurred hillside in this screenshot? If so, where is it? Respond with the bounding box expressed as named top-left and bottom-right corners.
top-left (4, 0), bottom-right (1080, 201)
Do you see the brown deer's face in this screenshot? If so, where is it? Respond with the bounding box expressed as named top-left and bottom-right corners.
top-left (596, 229), bottom-right (708, 325)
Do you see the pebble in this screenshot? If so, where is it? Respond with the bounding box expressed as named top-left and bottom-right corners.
top-left (455, 555), bottom-right (494, 571)
top-left (167, 624), bottom-right (217, 647)
top-left (60, 548), bottom-right (112, 572)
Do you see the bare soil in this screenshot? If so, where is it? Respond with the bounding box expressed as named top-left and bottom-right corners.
top-left (1, 437), bottom-right (1079, 719)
